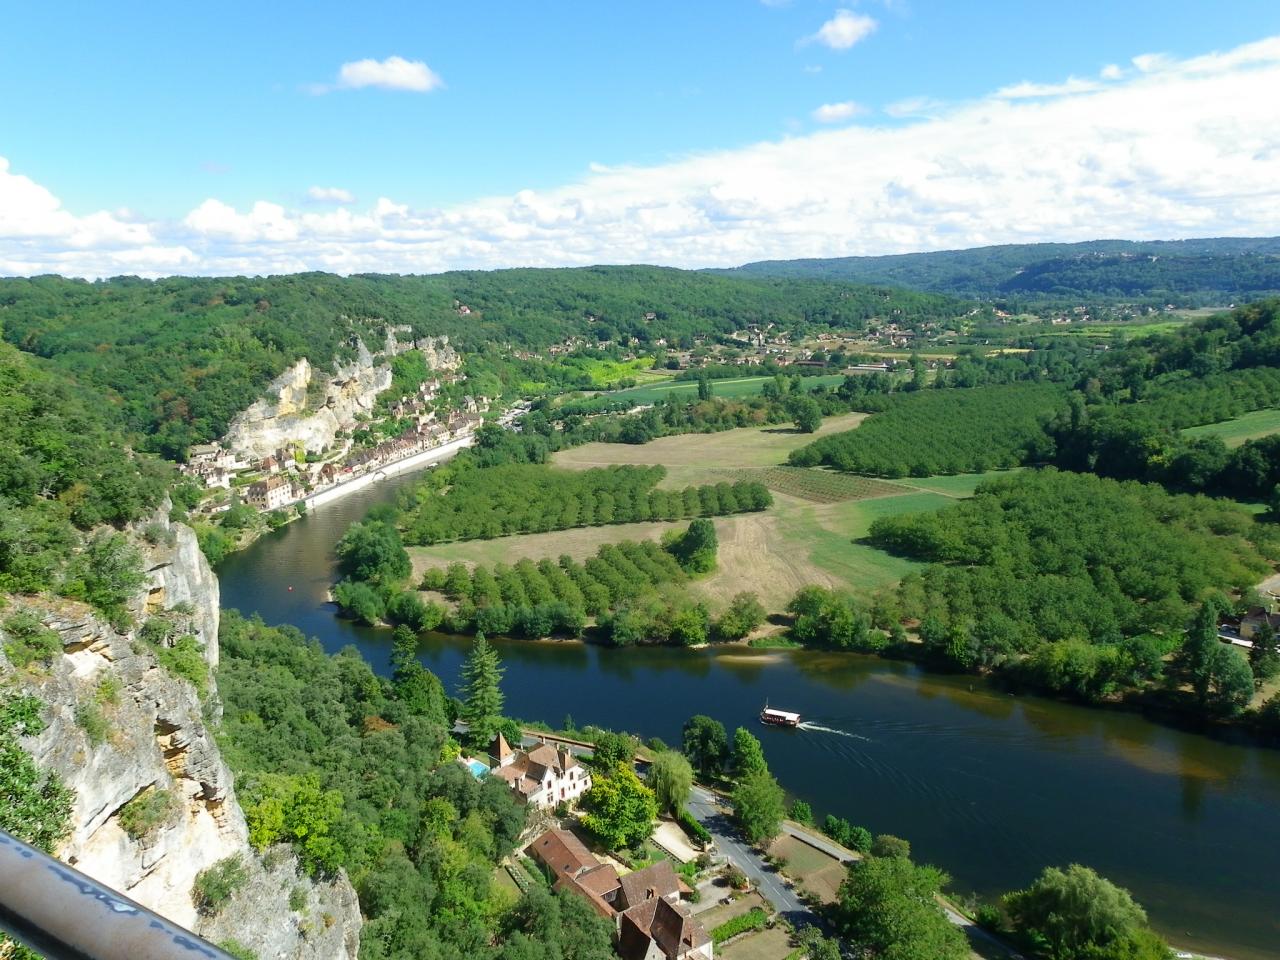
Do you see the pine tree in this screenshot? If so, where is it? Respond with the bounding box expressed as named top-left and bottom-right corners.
top-left (461, 631), bottom-right (505, 748)
top-left (1184, 603), bottom-right (1220, 705)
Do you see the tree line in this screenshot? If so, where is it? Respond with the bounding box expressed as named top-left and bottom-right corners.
top-left (398, 461), bottom-right (770, 545)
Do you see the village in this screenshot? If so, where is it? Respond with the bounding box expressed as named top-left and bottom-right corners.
top-left (179, 370), bottom-right (493, 517)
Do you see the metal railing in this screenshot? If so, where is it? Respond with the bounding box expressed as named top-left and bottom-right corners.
top-left (0, 828), bottom-right (237, 960)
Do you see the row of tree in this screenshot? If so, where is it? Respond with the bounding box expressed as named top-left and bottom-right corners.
top-left (399, 462), bottom-right (770, 545)
top-left (790, 382), bottom-right (1066, 477)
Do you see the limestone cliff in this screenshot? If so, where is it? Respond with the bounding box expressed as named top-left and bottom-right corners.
top-left (223, 334), bottom-right (460, 460)
top-left (0, 512), bottom-right (360, 959)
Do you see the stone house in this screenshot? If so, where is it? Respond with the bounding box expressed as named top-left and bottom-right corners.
top-left (528, 828), bottom-right (710, 960)
top-left (246, 475), bottom-right (293, 512)
top-left (487, 735), bottom-right (592, 809)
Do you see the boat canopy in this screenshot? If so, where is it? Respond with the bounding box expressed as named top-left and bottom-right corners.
top-left (762, 708), bottom-right (800, 723)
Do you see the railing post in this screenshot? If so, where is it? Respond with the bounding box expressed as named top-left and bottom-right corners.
top-left (0, 829), bottom-right (237, 960)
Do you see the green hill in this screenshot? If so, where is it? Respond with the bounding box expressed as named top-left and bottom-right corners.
top-left (723, 237), bottom-right (1280, 303)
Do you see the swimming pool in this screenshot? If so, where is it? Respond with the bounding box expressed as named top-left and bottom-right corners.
top-left (464, 758), bottom-right (489, 779)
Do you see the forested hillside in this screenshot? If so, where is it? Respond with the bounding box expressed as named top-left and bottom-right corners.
top-left (726, 237), bottom-right (1280, 303)
top-left (217, 613), bottom-right (616, 960)
top-left (0, 269), bottom-right (961, 456)
top-left (0, 340), bottom-right (173, 625)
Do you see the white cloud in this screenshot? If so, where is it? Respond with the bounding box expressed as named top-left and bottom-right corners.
top-left (313, 56), bottom-right (443, 94)
top-left (994, 75), bottom-right (1099, 99)
top-left (1132, 52), bottom-right (1171, 73)
top-left (5, 36), bottom-right (1280, 278)
top-left (812, 101), bottom-right (865, 123)
top-left (804, 10), bottom-right (877, 51)
top-left (1100, 63), bottom-right (1123, 80)
top-left (883, 96), bottom-right (946, 118)
top-left (308, 186), bottom-right (356, 204)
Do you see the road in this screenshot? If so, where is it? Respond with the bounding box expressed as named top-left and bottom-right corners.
top-left (688, 787), bottom-right (813, 928)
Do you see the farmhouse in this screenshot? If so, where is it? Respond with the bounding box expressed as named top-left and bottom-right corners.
top-left (528, 828), bottom-right (711, 960)
top-left (487, 734), bottom-right (592, 809)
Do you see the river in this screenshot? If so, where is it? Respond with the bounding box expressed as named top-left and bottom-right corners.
top-left (216, 468), bottom-right (1280, 960)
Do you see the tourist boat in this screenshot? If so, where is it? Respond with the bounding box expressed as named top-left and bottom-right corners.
top-left (759, 704), bottom-right (801, 728)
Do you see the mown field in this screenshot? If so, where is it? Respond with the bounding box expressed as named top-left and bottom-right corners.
top-left (1182, 408), bottom-right (1280, 447)
top-left (605, 372), bottom-right (847, 405)
top-left (551, 413), bottom-right (868, 487)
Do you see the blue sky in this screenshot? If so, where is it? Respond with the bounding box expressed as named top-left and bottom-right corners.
top-left (3, 2), bottom-right (1280, 276)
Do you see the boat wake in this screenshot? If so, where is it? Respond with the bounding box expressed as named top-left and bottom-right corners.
top-left (797, 721), bottom-right (871, 742)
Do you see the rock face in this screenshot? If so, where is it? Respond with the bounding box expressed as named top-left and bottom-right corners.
top-left (1, 520), bottom-right (360, 959)
top-left (223, 334), bottom-right (460, 460)
top-left (139, 505), bottom-right (220, 666)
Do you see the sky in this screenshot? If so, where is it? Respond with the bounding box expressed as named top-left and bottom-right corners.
top-left (2, 0), bottom-right (1280, 278)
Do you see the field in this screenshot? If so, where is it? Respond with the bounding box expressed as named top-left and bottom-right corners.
top-left (767, 835), bottom-right (846, 905)
top-left (1015, 318), bottom-right (1192, 340)
top-left (604, 373), bottom-right (847, 406)
top-left (720, 467), bottom-right (906, 504)
top-left (889, 470), bottom-right (1018, 498)
top-left (1182, 408), bottom-right (1280, 447)
top-left (696, 891), bottom-right (772, 932)
top-left (567, 355), bottom-right (664, 386)
top-left (552, 413), bottom-right (869, 487)
top-left (717, 926), bottom-right (793, 960)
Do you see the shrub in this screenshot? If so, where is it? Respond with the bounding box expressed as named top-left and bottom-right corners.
top-left (194, 854), bottom-right (250, 915)
top-left (289, 885), bottom-right (307, 912)
top-left (3, 612), bottom-right (62, 668)
top-left (155, 635), bottom-right (209, 696)
top-left (724, 865), bottom-right (748, 889)
top-left (677, 807), bottom-right (712, 847)
top-left (974, 903), bottom-right (1005, 933)
top-left (217, 939), bottom-right (258, 960)
top-left (870, 834), bottom-right (911, 860)
top-left (118, 788), bottom-right (177, 841)
top-left (75, 702), bottom-right (109, 746)
top-left (95, 675), bottom-right (122, 705)
top-left (789, 800), bottom-right (813, 825)
top-left (712, 907), bottom-right (768, 944)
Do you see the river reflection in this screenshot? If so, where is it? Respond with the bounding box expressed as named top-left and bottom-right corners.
top-left (216, 466), bottom-right (1280, 960)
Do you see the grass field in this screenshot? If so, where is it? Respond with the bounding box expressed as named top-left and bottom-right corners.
top-left (721, 467), bottom-right (907, 503)
top-left (767, 835), bottom-right (846, 905)
top-left (1183, 408), bottom-right (1280, 448)
top-left (717, 926), bottom-right (793, 960)
top-left (886, 469), bottom-right (1018, 498)
top-left (551, 413), bottom-right (868, 487)
top-left (605, 373), bottom-right (847, 406)
top-left (1019, 318), bottom-right (1192, 340)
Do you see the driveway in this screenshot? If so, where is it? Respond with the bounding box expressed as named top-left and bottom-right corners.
top-left (687, 786), bottom-right (813, 929)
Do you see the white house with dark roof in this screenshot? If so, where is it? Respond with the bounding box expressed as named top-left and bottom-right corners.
top-left (487, 734), bottom-right (592, 809)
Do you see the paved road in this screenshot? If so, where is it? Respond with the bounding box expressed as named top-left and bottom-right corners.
top-left (688, 787), bottom-right (813, 928)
